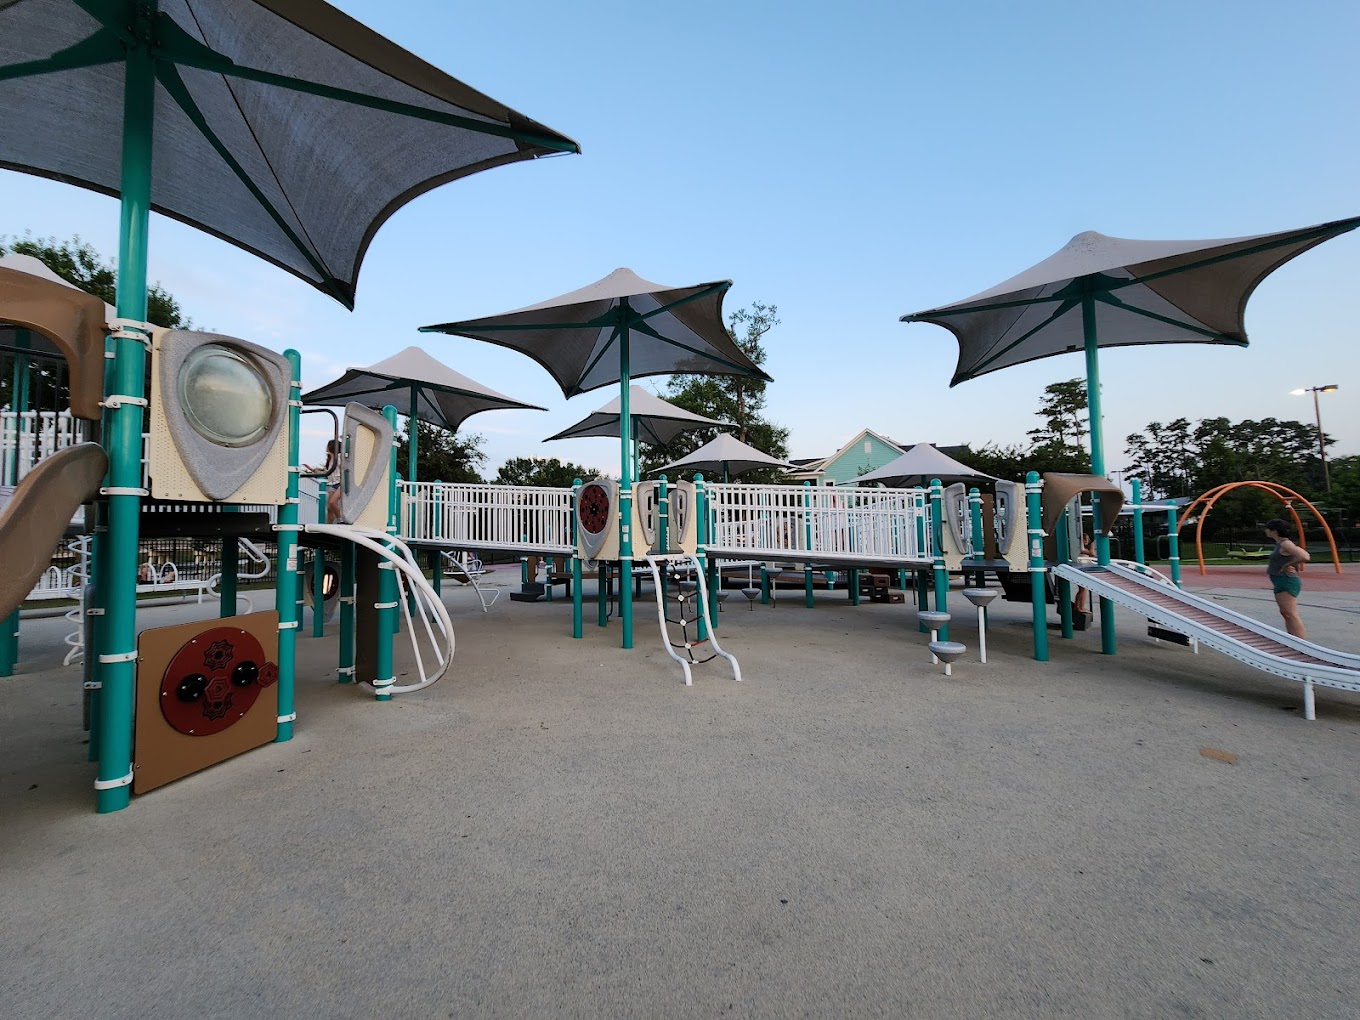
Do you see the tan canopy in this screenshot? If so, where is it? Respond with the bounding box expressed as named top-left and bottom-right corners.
top-left (1041, 473), bottom-right (1125, 536)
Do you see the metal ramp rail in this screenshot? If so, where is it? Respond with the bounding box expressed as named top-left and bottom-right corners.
top-left (704, 482), bottom-right (932, 567)
top-left (1054, 560), bottom-right (1360, 719)
top-left (643, 553), bottom-right (741, 686)
top-left (397, 480), bottom-right (574, 555)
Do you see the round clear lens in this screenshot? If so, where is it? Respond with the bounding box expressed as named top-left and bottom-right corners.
top-left (178, 344), bottom-right (274, 447)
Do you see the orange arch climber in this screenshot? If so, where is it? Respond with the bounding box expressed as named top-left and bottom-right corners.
top-left (1176, 481), bottom-right (1341, 576)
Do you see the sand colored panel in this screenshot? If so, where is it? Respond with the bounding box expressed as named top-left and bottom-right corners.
top-left (0, 265), bottom-right (107, 420)
top-left (1041, 473), bottom-right (1125, 537)
top-left (336, 403), bottom-right (392, 529)
top-left (0, 443), bottom-right (106, 619)
top-left (133, 611), bottom-right (279, 794)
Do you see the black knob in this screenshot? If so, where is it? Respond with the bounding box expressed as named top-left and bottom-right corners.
top-left (177, 673), bottom-right (208, 702)
top-left (231, 661), bottom-right (259, 687)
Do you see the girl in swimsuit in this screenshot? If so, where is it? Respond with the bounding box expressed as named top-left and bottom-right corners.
top-left (1264, 518), bottom-right (1310, 638)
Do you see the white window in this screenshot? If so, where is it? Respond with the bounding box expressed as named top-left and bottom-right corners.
top-left (864, 440), bottom-right (872, 454)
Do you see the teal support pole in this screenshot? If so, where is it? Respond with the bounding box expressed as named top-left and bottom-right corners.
top-left (658, 475), bottom-right (669, 604)
top-left (1056, 509), bottom-right (1073, 639)
top-left (375, 405), bottom-right (399, 700)
top-left (695, 474), bottom-right (709, 640)
top-left (1167, 505), bottom-right (1182, 588)
top-left (0, 609), bottom-right (17, 677)
top-left (311, 480), bottom-right (327, 636)
top-left (849, 568), bottom-right (860, 606)
top-left (404, 388), bottom-right (419, 616)
top-left (9, 328), bottom-right (31, 486)
top-left (803, 481), bottom-right (814, 609)
top-left (929, 479), bottom-right (949, 640)
top-left (571, 479), bottom-right (583, 638)
top-left (1131, 479), bottom-right (1146, 565)
top-left (96, 15), bottom-right (155, 812)
top-left (598, 561), bottom-right (608, 628)
top-left (390, 473), bottom-right (403, 636)
top-left (338, 542), bottom-right (355, 683)
top-left (618, 304), bottom-right (634, 650)
top-left (969, 487), bottom-right (984, 560)
top-left (1026, 471), bottom-right (1049, 662)
top-left (1082, 291), bottom-right (1116, 655)
top-left (273, 350), bottom-right (302, 742)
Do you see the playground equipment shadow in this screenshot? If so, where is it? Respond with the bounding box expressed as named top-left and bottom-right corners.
top-left (2, 585), bottom-right (1358, 1019)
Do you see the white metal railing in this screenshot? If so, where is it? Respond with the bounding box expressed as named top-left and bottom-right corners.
top-left (705, 483), bottom-right (932, 564)
top-left (398, 481), bottom-right (575, 553)
top-left (1, 409), bottom-right (83, 484)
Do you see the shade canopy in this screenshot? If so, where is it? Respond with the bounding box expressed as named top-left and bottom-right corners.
top-left (302, 346), bottom-right (542, 433)
top-left (903, 216), bottom-right (1360, 386)
top-left (544, 385), bottom-right (725, 446)
top-left (654, 431), bottom-right (794, 479)
top-left (0, 0), bottom-right (579, 308)
top-left (854, 443), bottom-right (993, 487)
top-left (421, 267), bottom-right (770, 397)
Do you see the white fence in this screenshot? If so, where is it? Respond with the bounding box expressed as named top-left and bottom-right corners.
top-left (398, 481), bottom-right (575, 554)
top-left (705, 483), bottom-right (932, 565)
top-left (2, 409), bottom-right (83, 484)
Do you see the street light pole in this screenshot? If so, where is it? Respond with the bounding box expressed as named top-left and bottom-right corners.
top-left (1290, 385), bottom-right (1338, 491)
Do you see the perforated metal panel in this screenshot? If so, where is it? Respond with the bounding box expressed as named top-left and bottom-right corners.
top-left (148, 332), bottom-right (290, 504)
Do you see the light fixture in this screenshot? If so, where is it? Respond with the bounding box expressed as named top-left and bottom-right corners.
top-left (1290, 385), bottom-right (1340, 490)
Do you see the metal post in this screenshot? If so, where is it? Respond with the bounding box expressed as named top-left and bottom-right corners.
top-left (95, 14), bottom-right (156, 812)
top-left (1167, 505), bottom-right (1182, 588)
top-left (695, 473), bottom-right (709, 640)
top-left (618, 305), bottom-right (634, 650)
top-left (571, 479), bottom-right (583, 638)
top-left (1311, 389), bottom-right (1331, 491)
top-left (1131, 479), bottom-right (1146, 565)
top-left (930, 478), bottom-right (949, 640)
top-left (1055, 509), bottom-right (1073, 639)
top-left (430, 481), bottom-right (442, 599)
top-left (338, 542), bottom-right (355, 682)
top-left (969, 486), bottom-right (984, 560)
top-left (0, 609), bottom-right (17, 676)
top-left (1025, 472), bottom-right (1049, 661)
top-left (1082, 290), bottom-right (1116, 655)
top-left (849, 568), bottom-right (860, 606)
top-left (273, 350), bottom-right (302, 741)
top-left (802, 481), bottom-right (814, 608)
top-left (374, 405), bottom-right (399, 700)
top-left (308, 481), bottom-right (326, 636)
top-left (658, 475), bottom-right (669, 604)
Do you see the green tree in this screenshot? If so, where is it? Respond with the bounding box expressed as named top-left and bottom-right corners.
top-left (494, 456), bottom-right (600, 487)
top-left (395, 418), bottom-right (485, 483)
top-left (1, 234), bottom-right (191, 328)
top-left (638, 302), bottom-right (790, 483)
top-left (1027, 378), bottom-right (1089, 454)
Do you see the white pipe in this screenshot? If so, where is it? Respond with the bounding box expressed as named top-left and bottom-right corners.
top-left (305, 523), bottom-right (454, 694)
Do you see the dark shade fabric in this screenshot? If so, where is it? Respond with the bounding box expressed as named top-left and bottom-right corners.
top-left (854, 443), bottom-right (992, 487)
top-left (903, 217), bottom-right (1360, 385)
top-left (0, 0), bottom-right (578, 307)
top-left (655, 431), bottom-right (794, 478)
top-left (544, 385), bottom-right (726, 446)
top-left (423, 268), bottom-right (770, 397)
top-left (301, 346), bottom-right (542, 431)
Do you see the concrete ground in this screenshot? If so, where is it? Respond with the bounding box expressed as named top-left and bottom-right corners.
top-left (2, 575), bottom-right (1358, 1019)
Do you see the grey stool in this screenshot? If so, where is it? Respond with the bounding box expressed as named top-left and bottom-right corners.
top-left (962, 588), bottom-right (999, 663)
top-left (917, 610), bottom-right (951, 663)
top-left (928, 640), bottom-right (967, 676)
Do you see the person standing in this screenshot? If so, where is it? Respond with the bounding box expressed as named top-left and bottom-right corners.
top-left (1265, 518), bottom-right (1310, 638)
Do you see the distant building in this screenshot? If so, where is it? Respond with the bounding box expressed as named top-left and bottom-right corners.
top-left (789, 429), bottom-right (970, 485)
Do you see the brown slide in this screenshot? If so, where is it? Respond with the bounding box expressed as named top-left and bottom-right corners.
top-left (0, 444), bottom-right (108, 620)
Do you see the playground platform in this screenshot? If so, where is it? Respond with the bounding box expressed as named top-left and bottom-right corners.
top-left (2, 583), bottom-right (1358, 1019)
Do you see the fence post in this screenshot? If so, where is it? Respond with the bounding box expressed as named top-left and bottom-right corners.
top-left (1026, 471), bottom-right (1048, 662)
top-left (695, 474), bottom-right (709, 639)
top-left (658, 475), bottom-right (669, 604)
top-left (0, 608), bottom-right (17, 677)
top-left (1056, 508), bottom-right (1073, 639)
top-left (374, 406), bottom-right (399, 701)
top-left (430, 480), bottom-right (443, 599)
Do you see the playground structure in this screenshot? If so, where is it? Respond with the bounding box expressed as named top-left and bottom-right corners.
top-left (1177, 481), bottom-right (1342, 575)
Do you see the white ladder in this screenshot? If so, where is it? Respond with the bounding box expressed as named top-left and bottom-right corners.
top-left (440, 550), bottom-right (499, 612)
top-left (643, 554), bottom-right (742, 686)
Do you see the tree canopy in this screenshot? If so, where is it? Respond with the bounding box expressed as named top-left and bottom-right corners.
top-left (638, 302), bottom-right (790, 483)
top-left (494, 456), bottom-right (599, 487)
top-left (395, 418), bottom-right (485, 484)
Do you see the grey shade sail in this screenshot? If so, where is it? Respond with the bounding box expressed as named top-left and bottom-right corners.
top-left (654, 431), bottom-right (795, 479)
top-left (301, 346), bottom-right (543, 432)
top-left (0, 0), bottom-right (579, 308)
top-left (903, 216), bottom-right (1360, 386)
top-left (420, 268), bottom-right (771, 397)
top-left (544, 386), bottom-right (726, 446)
top-left (854, 444), bottom-right (993, 487)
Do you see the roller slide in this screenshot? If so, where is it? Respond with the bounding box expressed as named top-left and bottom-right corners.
top-left (1054, 560), bottom-right (1360, 717)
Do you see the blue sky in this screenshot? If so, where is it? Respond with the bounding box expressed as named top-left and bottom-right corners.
top-left (4, 0), bottom-right (1357, 480)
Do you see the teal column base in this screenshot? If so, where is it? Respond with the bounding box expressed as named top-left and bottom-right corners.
top-left (760, 566), bottom-right (770, 605)
top-left (597, 563), bottom-right (609, 628)
top-left (572, 556), bottom-right (583, 638)
top-left (0, 608), bottom-right (18, 676)
top-left (804, 566), bottom-right (814, 608)
top-left (849, 568), bottom-right (860, 606)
